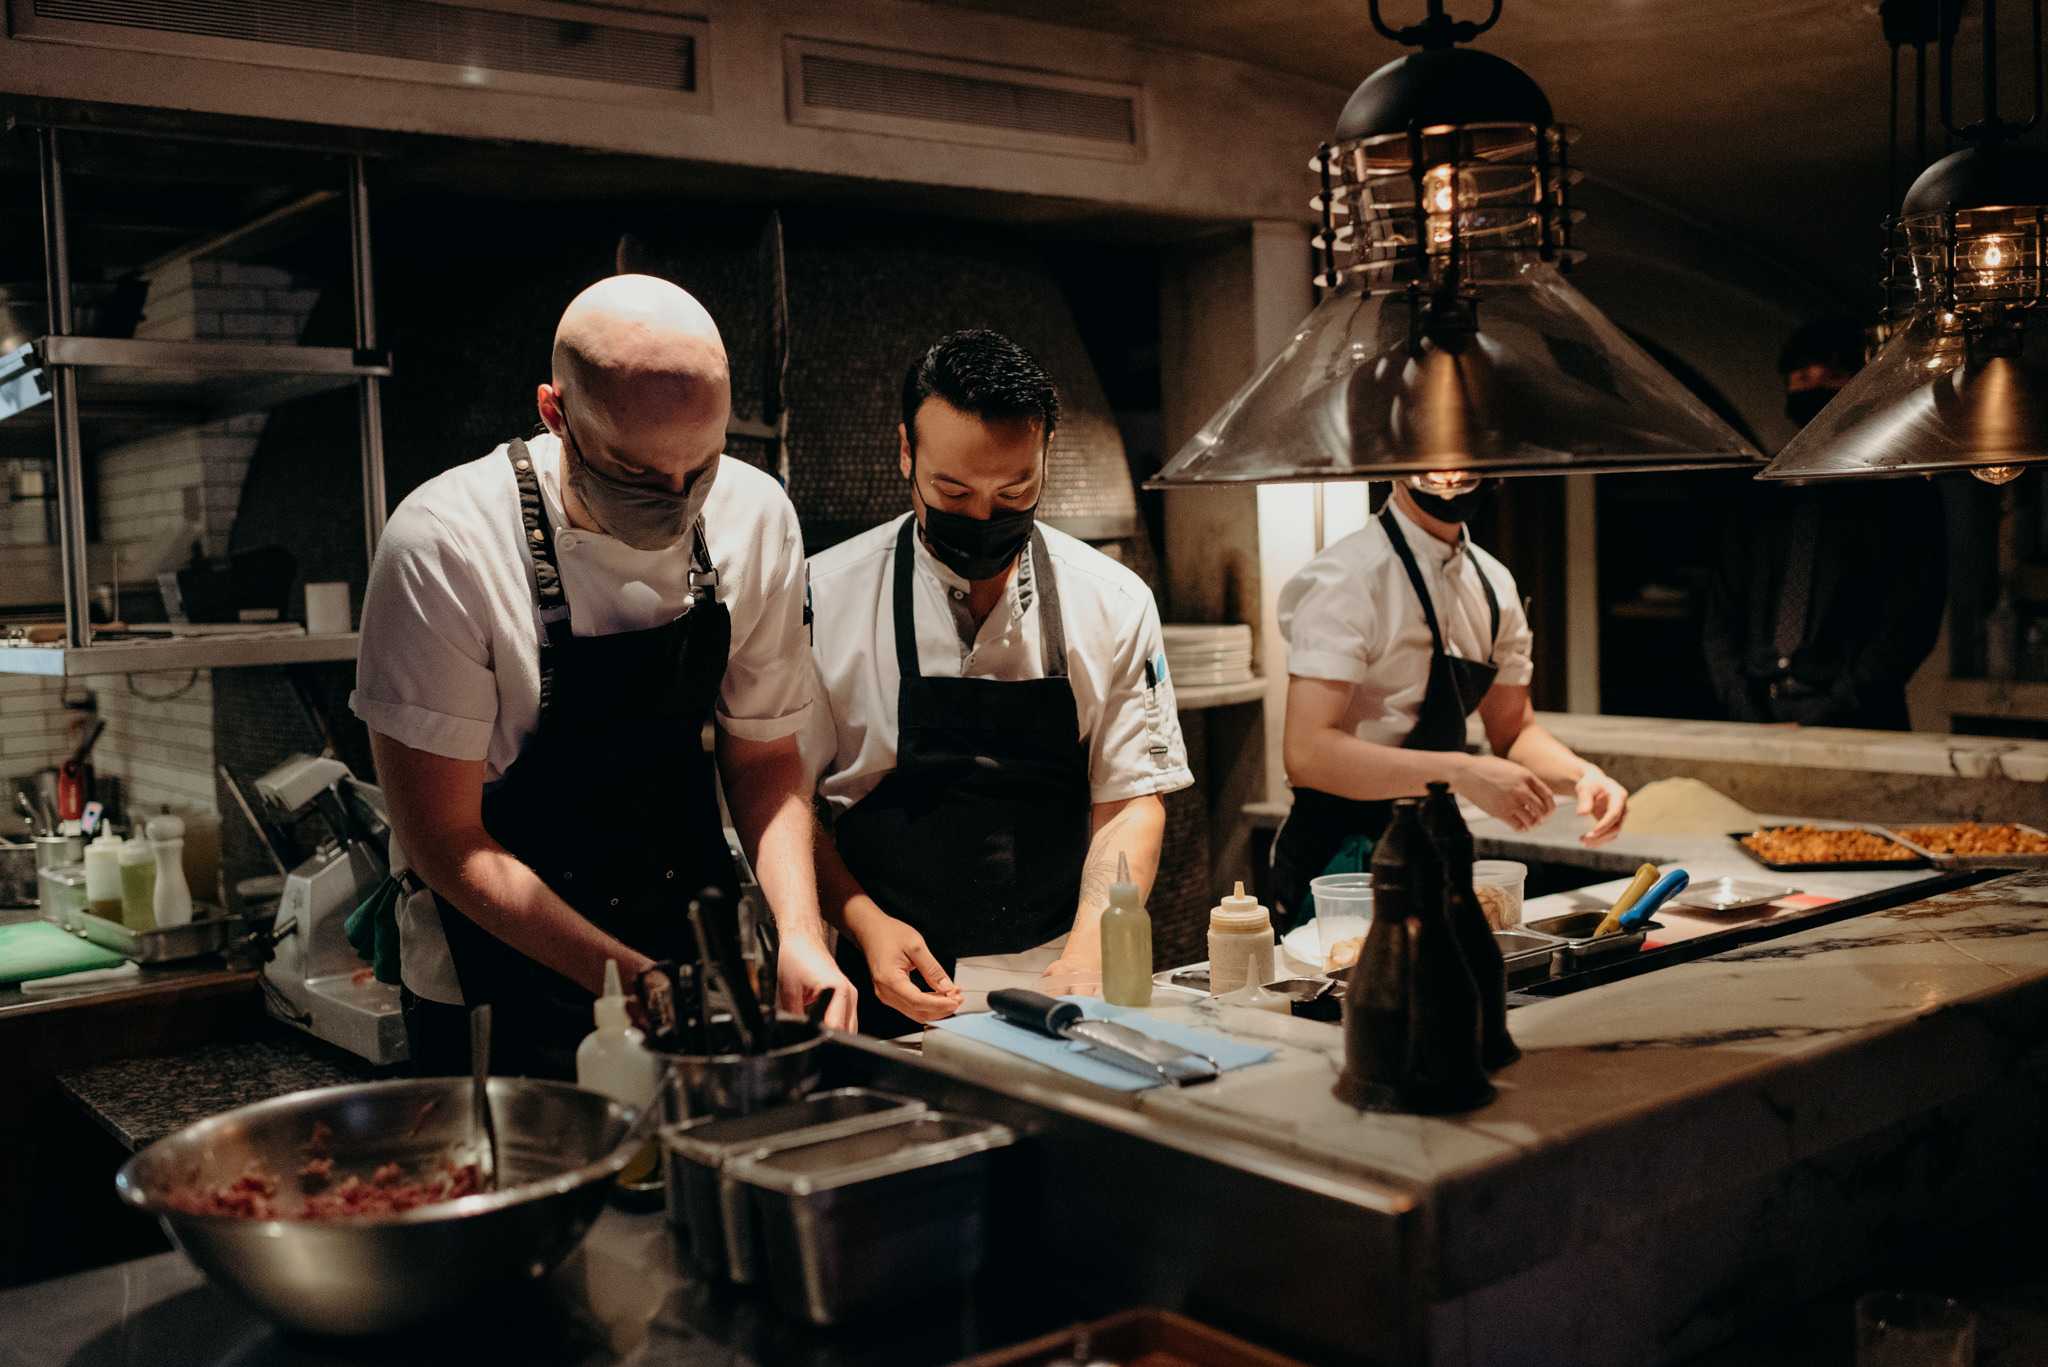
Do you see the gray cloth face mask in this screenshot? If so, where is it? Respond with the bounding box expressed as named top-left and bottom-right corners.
top-left (557, 409), bottom-right (717, 552)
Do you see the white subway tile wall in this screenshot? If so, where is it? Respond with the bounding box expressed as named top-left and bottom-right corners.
top-left (5, 261), bottom-right (325, 817)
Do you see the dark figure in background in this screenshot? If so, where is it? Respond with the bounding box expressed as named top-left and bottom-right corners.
top-left (1702, 321), bottom-right (1947, 729)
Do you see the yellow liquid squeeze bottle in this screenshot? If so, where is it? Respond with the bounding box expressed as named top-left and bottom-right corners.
top-left (1099, 852), bottom-right (1152, 1007)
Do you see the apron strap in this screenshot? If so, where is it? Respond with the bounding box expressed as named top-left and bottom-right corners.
top-left (508, 440), bottom-right (573, 714)
top-left (890, 517), bottom-right (1072, 683)
top-left (1380, 504), bottom-right (1499, 664)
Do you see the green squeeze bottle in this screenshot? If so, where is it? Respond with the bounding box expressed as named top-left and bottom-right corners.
top-left (1099, 852), bottom-right (1153, 1007)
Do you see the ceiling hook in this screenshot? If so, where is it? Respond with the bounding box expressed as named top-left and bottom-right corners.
top-left (1367, 0), bottom-right (1504, 51)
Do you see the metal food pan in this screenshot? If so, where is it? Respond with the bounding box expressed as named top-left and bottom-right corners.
top-left (1495, 928), bottom-right (1564, 987)
top-left (1669, 877), bottom-right (1800, 915)
top-left (658, 1087), bottom-right (926, 1283)
top-left (1522, 910), bottom-right (1653, 974)
top-left (1880, 821), bottom-right (2048, 870)
top-left (58, 902), bottom-right (231, 963)
top-left (1729, 827), bottom-right (1927, 872)
top-left (729, 1112), bottom-right (1015, 1326)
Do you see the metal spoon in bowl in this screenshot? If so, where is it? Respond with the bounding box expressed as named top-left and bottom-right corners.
top-left (470, 1004), bottom-right (499, 1191)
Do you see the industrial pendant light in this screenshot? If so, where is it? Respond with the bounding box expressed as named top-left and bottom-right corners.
top-left (1146, 0), bottom-right (1761, 488)
top-left (1762, 0), bottom-right (2048, 485)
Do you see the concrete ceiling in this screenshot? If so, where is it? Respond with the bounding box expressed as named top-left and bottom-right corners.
top-left (926, 0), bottom-right (2044, 311)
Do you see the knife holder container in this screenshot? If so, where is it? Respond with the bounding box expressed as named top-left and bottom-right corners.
top-left (0, 840), bottom-right (37, 909)
top-left (726, 1112), bottom-right (1015, 1326)
top-left (1522, 910), bottom-right (1655, 975)
top-left (659, 1087), bottom-right (926, 1283)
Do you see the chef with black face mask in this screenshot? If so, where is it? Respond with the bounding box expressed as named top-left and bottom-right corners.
top-left (352, 275), bottom-right (857, 1078)
top-left (1270, 473), bottom-right (1629, 929)
top-left (802, 330), bottom-right (1193, 1037)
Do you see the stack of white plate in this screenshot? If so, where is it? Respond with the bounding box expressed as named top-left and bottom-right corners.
top-left (1162, 623), bottom-right (1255, 686)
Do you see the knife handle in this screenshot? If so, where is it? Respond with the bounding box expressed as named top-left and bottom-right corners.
top-left (988, 988), bottom-right (1083, 1038)
top-left (1620, 869), bottom-right (1689, 930)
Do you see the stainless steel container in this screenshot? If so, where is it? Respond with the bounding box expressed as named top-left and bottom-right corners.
top-left (1523, 910), bottom-right (1651, 974)
top-left (36, 861), bottom-right (87, 922)
top-left (0, 840), bottom-right (35, 908)
top-left (1495, 928), bottom-right (1566, 988)
top-left (61, 901), bottom-right (233, 963)
top-left (660, 1087), bottom-right (925, 1283)
top-left (32, 832), bottom-right (82, 872)
top-left (654, 1019), bottom-right (829, 1127)
top-left (726, 1112), bottom-right (1016, 1326)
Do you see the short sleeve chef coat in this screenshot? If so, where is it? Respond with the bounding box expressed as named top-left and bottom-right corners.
top-left (348, 434), bottom-right (811, 1004)
top-left (1277, 500), bottom-right (1534, 748)
top-left (802, 513), bottom-right (1194, 813)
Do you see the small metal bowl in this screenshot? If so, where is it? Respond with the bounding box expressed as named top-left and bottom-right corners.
top-left (116, 1077), bottom-right (643, 1336)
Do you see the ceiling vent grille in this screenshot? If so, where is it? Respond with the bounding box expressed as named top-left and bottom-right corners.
top-left (784, 38), bottom-right (1143, 162)
top-left (13, 0), bottom-right (708, 108)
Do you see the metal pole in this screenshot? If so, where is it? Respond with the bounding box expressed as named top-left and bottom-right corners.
top-left (348, 155), bottom-right (387, 568)
top-left (38, 129), bottom-right (90, 652)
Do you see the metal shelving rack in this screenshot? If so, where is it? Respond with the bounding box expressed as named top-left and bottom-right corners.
top-left (1, 125), bottom-right (389, 675)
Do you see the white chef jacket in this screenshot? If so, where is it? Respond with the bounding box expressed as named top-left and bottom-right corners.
top-left (802, 513), bottom-right (1193, 814)
top-left (1277, 502), bottom-right (1534, 748)
top-left (349, 433), bottom-right (812, 1004)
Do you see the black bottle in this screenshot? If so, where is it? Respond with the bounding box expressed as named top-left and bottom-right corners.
top-left (1421, 781), bottom-right (1521, 1071)
top-left (1333, 799), bottom-right (1495, 1114)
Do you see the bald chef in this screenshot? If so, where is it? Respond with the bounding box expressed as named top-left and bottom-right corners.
top-left (352, 275), bottom-right (855, 1077)
top-left (803, 330), bottom-right (1193, 1038)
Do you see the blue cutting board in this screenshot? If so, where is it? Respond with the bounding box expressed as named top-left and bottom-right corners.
top-left (0, 921), bottom-right (127, 986)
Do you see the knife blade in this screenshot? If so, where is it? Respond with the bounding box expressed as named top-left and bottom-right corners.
top-left (986, 988), bottom-right (1220, 1086)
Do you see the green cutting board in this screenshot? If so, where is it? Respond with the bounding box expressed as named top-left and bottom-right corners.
top-left (0, 921), bottom-right (127, 986)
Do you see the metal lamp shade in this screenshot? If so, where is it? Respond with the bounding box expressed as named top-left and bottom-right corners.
top-left (1759, 310), bottom-right (2048, 482)
top-left (1147, 266), bottom-right (1761, 487)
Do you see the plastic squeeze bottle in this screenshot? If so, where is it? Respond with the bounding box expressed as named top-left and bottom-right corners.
top-left (148, 810), bottom-right (193, 929)
top-left (1206, 882), bottom-right (1275, 996)
top-left (578, 960), bottom-right (663, 1188)
top-left (1099, 852), bottom-right (1152, 1007)
top-left (118, 838), bottom-right (157, 932)
top-left (84, 826), bottom-right (124, 922)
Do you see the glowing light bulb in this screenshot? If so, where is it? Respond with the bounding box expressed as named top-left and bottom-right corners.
top-left (1973, 464), bottom-right (2024, 485)
top-left (1422, 165), bottom-right (1458, 250)
top-left (1985, 240), bottom-right (2005, 267)
top-left (1409, 470), bottom-right (1483, 497)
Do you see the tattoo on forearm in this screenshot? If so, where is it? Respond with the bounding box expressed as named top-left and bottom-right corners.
top-left (1077, 806), bottom-right (1142, 913)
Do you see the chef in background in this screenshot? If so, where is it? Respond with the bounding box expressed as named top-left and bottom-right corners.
top-left (352, 274), bottom-right (855, 1078)
top-left (1271, 476), bottom-right (1629, 929)
top-left (802, 330), bottom-right (1194, 1037)
top-left (1702, 320), bottom-right (1946, 729)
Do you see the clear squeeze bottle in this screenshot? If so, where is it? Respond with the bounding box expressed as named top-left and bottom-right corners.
top-left (577, 960), bottom-right (663, 1191)
top-left (119, 838), bottom-right (157, 931)
top-left (84, 826), bottom-right (124, 923)
top-left (1206, 882), bottom-right (1275, 995)
top-left (1099, 852), bottom-right (1153, 1007)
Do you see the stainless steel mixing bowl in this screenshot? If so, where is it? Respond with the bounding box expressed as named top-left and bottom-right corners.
top-left (115, 1076), bottom-right (644, 1336)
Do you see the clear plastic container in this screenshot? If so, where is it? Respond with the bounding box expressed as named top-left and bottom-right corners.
top-left (1308, 872), bottom-right (1373, 970)
top-left (118, 840), bottom-right (156, 931)
top-left (1472, 860), bottom-right (1528, 929)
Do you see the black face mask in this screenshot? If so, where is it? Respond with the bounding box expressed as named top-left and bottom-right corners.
top-left (1408, 477), bottom-right (1502, 524)
top-left (1785, 389), bottom-right (1837, 429)
top-left (916, 482), bottom-right (1037, 580)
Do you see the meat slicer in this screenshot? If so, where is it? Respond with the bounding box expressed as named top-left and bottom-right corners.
top-left (255, 754), bottom-right (409, 1065)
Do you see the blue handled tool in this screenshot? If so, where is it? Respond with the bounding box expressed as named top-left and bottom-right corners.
top-left (1618, 869), bottom-right (1689, 931)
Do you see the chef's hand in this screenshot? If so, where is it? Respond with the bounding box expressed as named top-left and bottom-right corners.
top-left (855, 914), bottom-right (963, 1024)
top-left (1452, 755), bottom-right (1555, 832)
top-left (1041, 937), bottom-right (1103, 996)
top-left (1575, 768), bottom-right (1629, 847)
top-left (775, 932), bottom-right (860, 1032)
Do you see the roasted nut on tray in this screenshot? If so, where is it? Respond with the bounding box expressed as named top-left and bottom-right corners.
top-left (1741, 825), bottom-right (1915, 863)
top-left (1894, 822), bottom-right (2048, 856)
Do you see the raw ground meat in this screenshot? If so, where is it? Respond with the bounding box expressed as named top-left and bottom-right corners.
top-left (169, 1159), bottom-right (484, 1220)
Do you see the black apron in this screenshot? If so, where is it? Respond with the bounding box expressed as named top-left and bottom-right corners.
top-left (1271, 506), bottom-right (1500, 929)
top-left (408, 439), bottom-right (740, 1079)
top-left (831, 518), bottom-right (1093, 1038)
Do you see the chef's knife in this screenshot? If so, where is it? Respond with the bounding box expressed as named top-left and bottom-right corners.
top-left (987, 988), bottom-right (1220, 1087)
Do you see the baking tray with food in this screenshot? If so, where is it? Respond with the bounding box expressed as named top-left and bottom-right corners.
top-left (1731, 825), bottom-right (1928, 872)
top-left (1881, 821), bottom-right (2048, 869)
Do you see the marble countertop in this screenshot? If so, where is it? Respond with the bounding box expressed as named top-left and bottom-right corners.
top-left (1527, 711), bottom-right (2048, 783)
